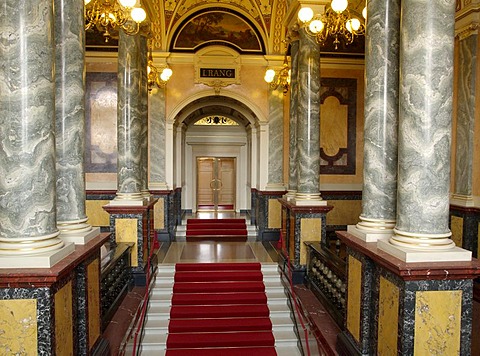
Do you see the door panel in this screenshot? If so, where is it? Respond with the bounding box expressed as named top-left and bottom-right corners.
top-left (197, 157), bottom-right (235, 210)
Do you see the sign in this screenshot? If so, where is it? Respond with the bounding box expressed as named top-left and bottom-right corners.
top-left (200, 68), bottom-right (236, 79)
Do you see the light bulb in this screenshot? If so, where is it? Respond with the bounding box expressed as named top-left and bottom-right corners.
top-left (331, 0), bottom-right (348, 13)
top-left (362, 6), bottom-right (367, 19)
top-left (131, 7), bottom-right (146, 23)
top-left (119, 0), bottom-right (136, 7)
top-left (309, 19), bottom-right (324, 34)
top-left (298, 7), bottom-right (314, 23)
top-left (161, 67), bottom-right (173, 81)
top-left (264, 69), bottom-right (275, 83)
top-left (346, 18), bottom-right (360, 32)
top-left (85, 0), bottom-right (92, 5)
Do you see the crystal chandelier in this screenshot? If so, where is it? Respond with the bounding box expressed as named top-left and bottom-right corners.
top-left (147, 45), bottom-right (173, 92)
top-left (264, 54), bottom-right (291, 95)
top-left (298, 0), bottom-right (366, 50)
top-left (84, 0), bottom-right (147, 42)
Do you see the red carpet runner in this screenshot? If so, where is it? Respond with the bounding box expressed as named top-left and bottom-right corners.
top-left (185, 218), bottom-right (248, 242)
top-left (165, 262), bottom-right (277, 356)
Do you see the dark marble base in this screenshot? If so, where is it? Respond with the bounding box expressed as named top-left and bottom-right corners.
top-left (132, 271), bottom-right (147, 286)
top-left (91, 338), bottom-right (110, 356)
top-left (156, 231), bottom-right (171, 242)
top-left (259, 230), bottom-right (280, 241)
top-left (278, 253), bottom-right (306, 285)
top-left (337, 331), bottom-right (364, 356)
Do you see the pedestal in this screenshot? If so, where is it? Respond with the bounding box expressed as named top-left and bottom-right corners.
top-left (336, 231), bottom-right (480, 355)
top-left (0, 233), bottom-right (110, 355)
top-left (278, 198), bottom-right (333, 284)
top-left (103, 199), bottom-right (158, 286)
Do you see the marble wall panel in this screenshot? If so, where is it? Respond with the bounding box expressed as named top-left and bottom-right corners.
top-left (115, 219), bottom-right (139, 267)
top-left (268, 199), bottom-right (281, 229)
top-left (86, 200), bottom-right (111, 227)
top-left (414, 290), bottom-right (462, 355)
top-left (87, 259), bottom-right (101, 349)
top-left (346, 255), bottom-right (362, 342)
top-left (55, 280), bottom-right (74, 355)
top-left (450, 215), bottom-right (464, 247)
top-left (0, 299), bottom-right (37, 354)
top-left (377, 276), bottom-right (399, 355)
top-left (154, 197), bottom-right (165, 230)
top-left (325, 200), bottom-right (362, 226)
top-left (300, 218), bottom-right (321, 265)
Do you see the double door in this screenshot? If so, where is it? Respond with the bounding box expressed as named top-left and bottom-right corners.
top-left (197, 157), bottom-right (236, 211)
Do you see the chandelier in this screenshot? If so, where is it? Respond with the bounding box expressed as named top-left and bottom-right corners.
top-left (147, 46), bottom-right (173, 92)
top-left (84, 0), bottom-right (147, 42)
top-left (264, 55), bottom-right (291, 95)
top-left (298, 0), bottom-right (366, 50)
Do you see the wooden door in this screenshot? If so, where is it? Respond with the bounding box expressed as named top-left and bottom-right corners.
top-left (196, 157), bottom-right (235, 211)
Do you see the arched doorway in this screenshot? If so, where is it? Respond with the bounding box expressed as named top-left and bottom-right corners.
top-left (167, 94), bottom-right (266, 214)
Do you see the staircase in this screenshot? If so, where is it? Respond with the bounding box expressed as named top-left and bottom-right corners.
top-left (126, 263), bottom-right (302, 355)
top-left (176, 217), bottom-right (258, 241)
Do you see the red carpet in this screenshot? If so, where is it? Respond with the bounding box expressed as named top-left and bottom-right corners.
top-left (185, 218), bottom-right (248, 241)
top-left (165, 262), bottom-right (277, 356)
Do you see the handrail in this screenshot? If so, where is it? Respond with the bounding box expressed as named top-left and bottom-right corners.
top-left (281, 231), bottom-right (312, 356)
top-left (131, 232), bottom-right (158, 355)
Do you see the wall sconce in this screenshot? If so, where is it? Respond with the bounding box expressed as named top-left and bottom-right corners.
top-left (84, 0), bottom-right (147, 42)
top-left (147, 49), bottom-right (172, 92)
top-left (298, 0), bottom-right (366, 50)
top-left (264, 55), bottom-right (291, 95)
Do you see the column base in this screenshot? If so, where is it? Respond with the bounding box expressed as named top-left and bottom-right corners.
top-left (108, 197), bottom-right (147, 206)
top-left (450, 194), bottom-right (479, 207)
top-left (378, 238), bottom-right (472, 263)
top-left (0, 242), bottom-right (75, 268)
top-left (291, 194), bottom-right (328, 206)
top-left (283, 190), bottom-right (296, 201)
top-left (60, 226), bottom-right (101, 245)
top-left (347, 225), bottom-right (393, 242)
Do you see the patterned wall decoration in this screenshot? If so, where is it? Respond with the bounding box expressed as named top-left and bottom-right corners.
top-left (320, 78), bottom-right (357, 174)
top-left (85, 72), bottom-right (118, 173)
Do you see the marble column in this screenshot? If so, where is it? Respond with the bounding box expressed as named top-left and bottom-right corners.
top-left (349, 0), bottom-right (401, 241)
top-left (285, 39), bottom-right (299, 200)
top-left (294, 29), bottom-right (324, 205)
top-left (380, 0), bottom-right (470, 261)
top-left (112, 30), bottom-right (145, 205)
top-left (149, 88), bottom-right (167, 189)
top-left (266, 85), bottom-right (284, 191)
top-left (452, 27), bottom-right (478, 205)
top-left (139, 35), bottom-right (150, 199)
top-left (55, 0), bottom-right (99, 244)
top-left (0, 0), bottom-right (69, 260)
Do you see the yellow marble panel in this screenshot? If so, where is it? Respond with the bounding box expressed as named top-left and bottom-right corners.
top-left (86, 200), bottom-right (110, 227)
top-left (414, 290), bottom-right (462, 355)
top-left (346, 255), bottom-right (362, 342)
top-left (378, 276), bottom-right (399, 355)
top-left (0, 299), bottom-right (37, 354)
top-left (116, 218), bottom-right (138, 266)
top-left (326, 200), bottom-right (362, 226)
top-left (450, 215), bottom-right (463, 247)
top-left (55, 281), bottom-right (74, 355)
top-left (154, 197), bottom-right (165, 229)
top-left (321, 95), bottom-right (348, 156)
top-left (300, 218), bottom-right (321, 265)
top-left (268, 199), bottom-right (281, 229)
top-left (478, 222), bottom-right (480, 258)
top-left (87, 258), bottom-right (101, 349)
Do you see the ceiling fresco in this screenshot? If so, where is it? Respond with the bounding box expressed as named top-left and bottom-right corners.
top-left (87, 0), bottom-right (368, 55)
